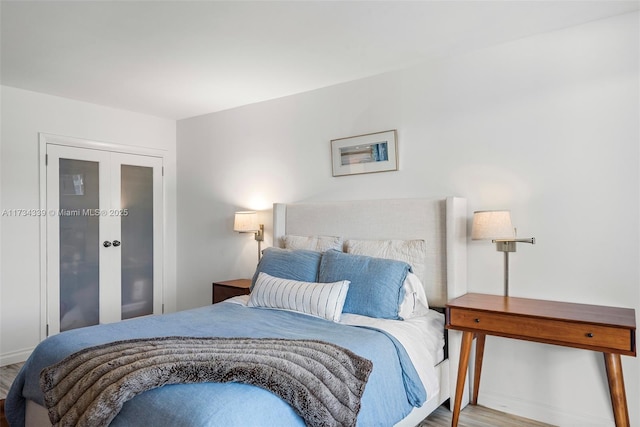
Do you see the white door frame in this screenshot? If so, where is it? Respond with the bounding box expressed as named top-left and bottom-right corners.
top-left (38, 133), bottom-right (166, 340)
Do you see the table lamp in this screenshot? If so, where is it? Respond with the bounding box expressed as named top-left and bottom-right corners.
top-left (472, 210), bottom-right (535, 296)
top-left (233, 211), bottom-right (264, 261)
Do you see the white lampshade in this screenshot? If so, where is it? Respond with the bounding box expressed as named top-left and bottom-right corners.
top-left (233, 211), bottom-right (259, 232)
top-left (472, 210), bottom-right (515, 240)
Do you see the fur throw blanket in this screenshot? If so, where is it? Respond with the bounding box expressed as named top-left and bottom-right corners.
top-left (40, 336), bottom-right (373, 427)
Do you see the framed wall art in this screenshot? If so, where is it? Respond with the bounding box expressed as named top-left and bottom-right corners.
top-left (330, 130), bottom-right (398, 177)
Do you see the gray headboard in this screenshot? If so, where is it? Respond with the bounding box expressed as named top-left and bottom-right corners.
top-left (272, 197), bottom-right (467, 307)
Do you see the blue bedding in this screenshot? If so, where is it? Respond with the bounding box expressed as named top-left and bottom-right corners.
top-left (6, 302), bottom-right (426, 426)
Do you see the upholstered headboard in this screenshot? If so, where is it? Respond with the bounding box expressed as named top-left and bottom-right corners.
top-left (272, 197), bottom-right (467, 307)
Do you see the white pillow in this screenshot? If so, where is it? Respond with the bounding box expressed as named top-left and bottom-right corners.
top-left (249, 272), bottom-right (350, 322)
top-left (282, 235), bottom-right (343, 252)
top-left (345, 239), bottom-right (427, 286)
top-left (398, 272), bottom-right (430, 319)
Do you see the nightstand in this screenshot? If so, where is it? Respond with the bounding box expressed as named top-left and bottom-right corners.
top-left (212, 279), bottom-right (251, 304)
top-left (446, 293), bottom-right (636, 427)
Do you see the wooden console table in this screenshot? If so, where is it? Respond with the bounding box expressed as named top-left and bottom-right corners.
top-left (446, 293), bottom-right (636, 427)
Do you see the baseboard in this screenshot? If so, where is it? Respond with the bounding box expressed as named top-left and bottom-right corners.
top-left (478, 391), bottom-right (615, 427)
top-left (0, 347), bottom-right (32, 366)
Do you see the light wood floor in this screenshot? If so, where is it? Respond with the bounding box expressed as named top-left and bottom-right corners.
top-left (1, 362), bottom-right (554, 426)
top-left (418, 404), bottom-right (555, 426)
top-left (0, 363), bottom-right (22, 399)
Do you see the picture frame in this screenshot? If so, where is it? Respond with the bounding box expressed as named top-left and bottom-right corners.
top-left (330, 130), bottom-right (398, 177)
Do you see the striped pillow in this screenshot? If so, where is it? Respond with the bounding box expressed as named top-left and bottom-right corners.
top-left (249, 272), bottom-right (350, 322)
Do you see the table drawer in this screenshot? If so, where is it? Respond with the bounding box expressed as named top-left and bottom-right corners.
top-left (449, 308), bottom-right (632, 353)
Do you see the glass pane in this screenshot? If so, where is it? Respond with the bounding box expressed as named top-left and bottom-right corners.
top-left (59, 159), bottom-right (100, 332)
top-left (120, 165), bottom-right (154, 319)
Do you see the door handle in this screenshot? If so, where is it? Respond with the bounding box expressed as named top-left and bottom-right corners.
top-left (112, 240), bottom-right (121, 247)
top-left (103, 241), bottom-right (112, 248)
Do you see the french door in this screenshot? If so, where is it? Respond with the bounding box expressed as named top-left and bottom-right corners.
top-left (46, 144), bottom-right (163, 335)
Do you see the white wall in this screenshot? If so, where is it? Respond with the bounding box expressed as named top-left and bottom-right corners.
top-left (177, 12), bottom-right (639, 426)
top-left (0, 86), bottom-right (177, 364)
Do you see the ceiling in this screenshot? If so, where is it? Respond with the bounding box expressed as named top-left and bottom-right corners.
top-left (2, 1), bottom-right (638, 120)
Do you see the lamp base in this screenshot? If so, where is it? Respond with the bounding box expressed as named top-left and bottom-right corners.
top-left (254, 224), bottom-right (264, 242)
top-left (493, 238), bottom-right (535, 295)
top-left (496, 241), bottom-right (516, 252)
top-left (503, 251), bottom-right (510, 296)
top-left (255, 224), bottom-right (264, 261)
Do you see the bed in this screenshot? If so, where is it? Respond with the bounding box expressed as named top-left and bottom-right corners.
top-left (5, 197), bottom-right (469, 427)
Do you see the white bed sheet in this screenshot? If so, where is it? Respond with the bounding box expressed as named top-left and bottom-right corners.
top-left (340, 311), bottom-right (444, 400)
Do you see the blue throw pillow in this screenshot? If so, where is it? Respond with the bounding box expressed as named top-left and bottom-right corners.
top-left (251, 248), bottom-right (323, 290)
top-left (318, 249), bottom-right (410, 320)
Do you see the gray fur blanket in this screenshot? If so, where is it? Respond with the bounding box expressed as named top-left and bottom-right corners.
top-left (40, 336), bottom-right (373, 427)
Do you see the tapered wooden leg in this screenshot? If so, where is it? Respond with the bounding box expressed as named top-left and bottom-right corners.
top-left (451, 331), bottom-right (474, 427)
top-left (603, 353), bottom-right (630, 427)
top-left (472, 333), bottom-right (486, 405)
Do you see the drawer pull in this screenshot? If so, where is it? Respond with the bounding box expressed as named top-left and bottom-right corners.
top-left (586, 333), bottom-right (594, 338)
top-left (474, 318), bottom-right (480, 323)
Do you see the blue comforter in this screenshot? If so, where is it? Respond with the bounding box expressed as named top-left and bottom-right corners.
top-left (6, 302), bottom-right (425, 426)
